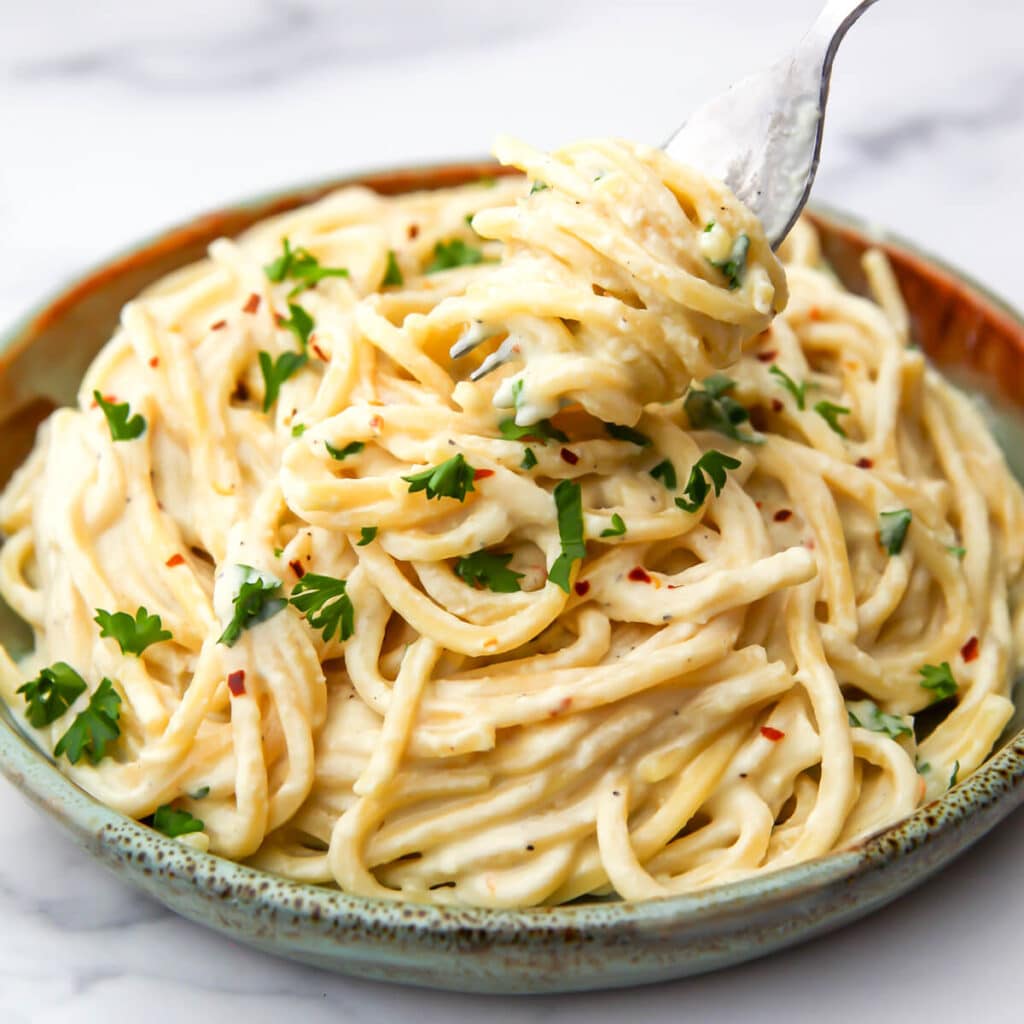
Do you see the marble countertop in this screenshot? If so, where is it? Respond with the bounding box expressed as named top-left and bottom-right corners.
top-left (1, 0), bottom-right (1023, 1020)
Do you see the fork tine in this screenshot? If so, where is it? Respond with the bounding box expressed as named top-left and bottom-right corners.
top-left (469, 337), bottom-right (517, 381)
top-left (450, 321), bottom-right (500, 359)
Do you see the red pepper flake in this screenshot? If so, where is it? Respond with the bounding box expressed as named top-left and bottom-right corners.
top-left (311, 343), bottom-right (329, 362)
top-left (755, 500), bottom-right (763, 509)
top-left (148, 356), bottom-right (160, 368)
top-left (560, 448), bottom-right (579, 466)
top-left (961, 635), bottom-right (980, 663)
top-left (856, 457), bottom-right (874, 469)
top-left (771, 398), bottom-right (784, 412)
top-left (165, 553), bottom-right (185, 568)
top-left (288, 559), bottom-right (306, 579)
top-left (628, 567), bottom-right (652, 583)
top-left (242, 293), bottom-right (261, 314)
top-left (275, 313), bottom-right (286, 326)
top-left (756, 350), bottom-right (777, 363)
top-left (549, 696), bottom-right (573, 717)
top-left (774, 508), bottom-right (793, 523)
top-left (574, 580), bottom-right (591, 597)
top-left (473, 468), bottom-right (495, 481)
top-left (369, 415), bottom-right (383, 430)
top-left (407, 223), bottom-right (420, 239)
top-left (227, 670), bottom-right (246, 696)
top-left (761, 725), bottom-right (785, 742)
top-left (210, 320), bottom-right (227, 331)
top-left (808, 307), bottom-right (823, 321)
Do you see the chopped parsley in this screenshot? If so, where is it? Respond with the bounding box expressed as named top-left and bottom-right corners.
top-left (455, 550), bottom-right (524, 593)
top-left (918, 661), bottom-right (958, 702)
top-left (949, 760), bottom-right (961, 787)
top-left (264, 237), bottom-right (349, 296)
top-left (707, 231), bottom-right (750, 290)
top-left (290, 573), bottom-right (354, 643)
top-left (279, 302), bottom-right (315, 350)
top-left (947, 544), bottom-right (967, 560)
top-left (94, 391), bottom-right (146, 441)
top-left (403, 454), bottom-right (476, 501)
top-left (600, 513), bottom-right (627, 538)
top-left (604, 422), bottom-right (651, 447)
top-left (258, 350), bottom-right (308, 412)
top-left (152, 804), bottom-right (205, 838)
top-left (188, 785), bottom-right (211, 800)
top-left (814, 400), bottom-right (851, 437)
top-left (549, 479), bottom-right (585, 593)
top-left (425, 239), bottom-right (485, 273)
top-left (846, 699), bottom-right (912, 739)
top-left (217, 565), bottom-right (286, 647)
top-left (529, 181), bottom-right (550, 194)
top-left (520, 447), bottom-right (538, 470)
top-left (326, 440), bottom-right (364, 461)
top-left (357, 526), bottom-right (377, 546)
top-left (53, 678), bottom-right (121, 765)
top-left (291, 423), bottom-right (306, 437)
top-left (769, 365), bottom-right (807, 410)
top-left (879, 509), bottom-right (912, 555)
top-left (17, 662), bottom-right (87, 728)
top-left (649, 459), bottom-right (677, 490)
top-left (684, 375), bottom-right (756, 442)
top-left (94, 606), bottom-right (172, 656)
top-left (499, 417), bottom-right (568, 444)
top-left (382, 249), bottom-right (404, 287)
top-left (675, 450), bottom-right (741, 514)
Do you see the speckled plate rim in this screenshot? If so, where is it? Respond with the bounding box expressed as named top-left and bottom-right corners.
top-left (0, 163), bottom-right (1023, 988)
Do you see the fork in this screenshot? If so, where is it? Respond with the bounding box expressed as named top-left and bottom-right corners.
top-left (454, 0), bottom-right (878, 378)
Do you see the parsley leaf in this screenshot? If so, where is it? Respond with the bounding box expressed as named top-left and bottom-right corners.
top-left (279, 302), bottom-right (315, 350)
top-left (604, 423), bottom-right (651, 447)
top-left (402, 453), bottom-right (476, 501)
top-left (707, 232), bottom-right (750, 290)
top-left (675, 450), bottom-right (741, 514)
top-left (684, 375), bottom-right (756, 442)
top-left (217, 565), bottom-right (286, 647)
top-left (769, 365), bottom-right (807, 410)
top-left (879, 509), bottom-right (912, 555)
top-left (499, 418), bottom-right (568, 444)
top-left (846, 699), bottom-right (912, 739)
top-left (520, 447), bottom-right (538, 470)
top-left (649, 459), bottom-right (677, 490)
top-left (919, 661), bottom-right (958, 702)
top-left (455, 550), bottom-right (524, 593)
top-left (357, 526), bottom-right (377, 546)
top-left (94, 606), bottom-right (172, 656)
top-left (326, 440), bottom-right (364, 461)
top-left (94, 391), bottom-right (146, 441)
top-left (425, 239), bottom-right (485, 273)
top-left (814, 400), bottom-right (851, 437)
top-left (152, 804), bottom-right (205, 838)
top-left (54, 678), bottom-right (121, 765)
top-left (264, 237), bottom-right (349, 296)
top-left (258, 350), bottom-right (308, 412)
top-left (382, 249), bottom-right (404, 287)
top-left (549, 479), bottom-right (585, 593)
top-left (600, 513), bottom-right (627, 538)
top-left (290, 573), bottom-right (354, 643)
top-left (17, 662), bottom-right (87, 728)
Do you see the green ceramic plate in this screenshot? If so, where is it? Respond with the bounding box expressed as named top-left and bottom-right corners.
top-left (1, 163), bottom-right (1023, 994)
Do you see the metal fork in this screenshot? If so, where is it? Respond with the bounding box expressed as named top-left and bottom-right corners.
top-left (453, 0), bottom-right (878, 377)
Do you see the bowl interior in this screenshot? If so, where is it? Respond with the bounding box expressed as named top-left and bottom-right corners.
top-left (2, 163), bottom-right (1024, 902)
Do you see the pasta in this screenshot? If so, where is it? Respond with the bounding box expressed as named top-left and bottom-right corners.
top-left (1, 136), bottom-right (1022, 908)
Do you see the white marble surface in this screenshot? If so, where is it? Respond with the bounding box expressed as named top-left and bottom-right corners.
top-left (2, 0), bottom-right (1023, 1020)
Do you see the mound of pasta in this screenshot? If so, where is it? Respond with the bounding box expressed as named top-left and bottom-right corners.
top-left (2, 137), bottom-right (1023, 908)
